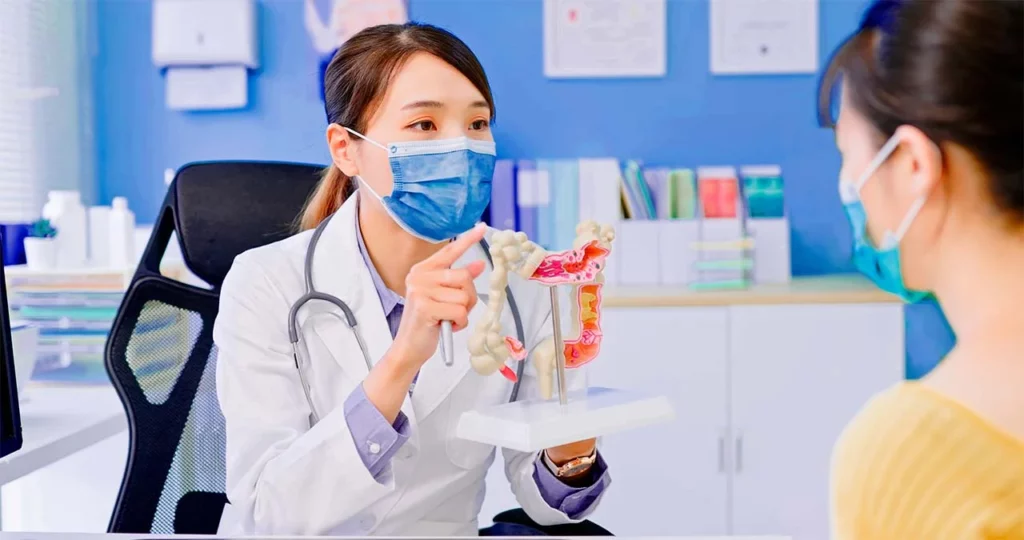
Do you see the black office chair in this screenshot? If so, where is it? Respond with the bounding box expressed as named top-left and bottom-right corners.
top-left (104, 160), bottom-right (611, 535)
top-left (105, 161), bottom-right (323, 533)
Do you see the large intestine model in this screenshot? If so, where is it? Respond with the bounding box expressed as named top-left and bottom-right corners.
top-left (467, 221), bottom-right (615, 400)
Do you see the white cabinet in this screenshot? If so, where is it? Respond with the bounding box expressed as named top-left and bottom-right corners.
top-left (478, 306), bottom-right (731, 535)
top-left (729, 304), bottom-right (904, 539)
top-left (498, 301), bottom-right (902, 538)
top-left (589, 307), bottom-right (730, 536)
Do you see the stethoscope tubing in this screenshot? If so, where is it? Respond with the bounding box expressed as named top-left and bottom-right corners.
top-left (287, 212), bottom-right (526, 426)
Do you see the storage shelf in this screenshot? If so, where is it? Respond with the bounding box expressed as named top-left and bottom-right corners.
top-left (604, 274), bottom-right (898, 307)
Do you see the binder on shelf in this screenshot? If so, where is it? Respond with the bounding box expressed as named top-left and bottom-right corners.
top-left (551, 160), bottom-right (580, 251)
top-left (697, 167), bottom-right (740, 219)
top-left (644, 168), bottom-right (670, 220)
top-left (490, 159), bottom-right (517, 230)
top-left (740, 165), bottom-right (785, 219)
top-left (579, 158), bottom-right (624, 226)
top-left (515, 160), bottom-right (539, 241)
top-left (668, 169), bottom-right (697, 219)
top-left (535, 160), bottom-right (556, 249)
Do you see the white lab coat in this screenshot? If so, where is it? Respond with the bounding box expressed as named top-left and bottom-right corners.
top-left (213, 194), bottom-right (599, 536)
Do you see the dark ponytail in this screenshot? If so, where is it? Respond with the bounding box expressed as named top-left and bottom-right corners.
top-left (818, 0), bottom-right (1023, 222)
top-left (298, 166), bottom-right (356, 231)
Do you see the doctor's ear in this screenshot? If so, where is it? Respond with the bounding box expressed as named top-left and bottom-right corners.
top-left (894, 125), bottom-right (943, 195)
top-left (326, 124), bottom-right (361, 177)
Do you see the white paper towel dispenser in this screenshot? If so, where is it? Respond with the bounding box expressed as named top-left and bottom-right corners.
top-left (153, 0), bottom-right (258, 68)
top-left (152, 0), bottom-right (259, 110)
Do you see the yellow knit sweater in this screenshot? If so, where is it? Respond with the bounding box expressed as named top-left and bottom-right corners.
top-left (831, 382), bottom-right (1024, 540)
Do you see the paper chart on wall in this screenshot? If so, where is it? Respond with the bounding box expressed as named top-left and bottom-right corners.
top-left (710, 0), bottom-right (818, 74)
top-left (543, 0), bottom-right (666, 78)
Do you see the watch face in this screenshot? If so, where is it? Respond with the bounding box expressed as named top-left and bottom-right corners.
top-left (563, 463), bottom-right (588, 476)
top-left (559, 457), bottom-right (593, 477)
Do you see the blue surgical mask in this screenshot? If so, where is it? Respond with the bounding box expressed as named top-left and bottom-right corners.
top-left (840, 134), bottom-right (931, 303)
top-left (345, 127), bottom-right (496, 243)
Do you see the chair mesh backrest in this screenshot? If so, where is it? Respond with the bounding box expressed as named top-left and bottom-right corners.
top-left (106, 276), bottom-right (225, 533)
top-left (106, 161), bottom-right (323, 533)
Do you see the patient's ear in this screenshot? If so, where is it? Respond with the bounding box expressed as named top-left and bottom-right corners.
top-left (893, 125), bottom-right (942, 198)
top-left (326, 124), bottom-right (359, 176)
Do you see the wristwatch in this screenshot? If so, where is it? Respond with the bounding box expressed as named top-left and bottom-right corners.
top-left (543, 448), bottom-right (597, 478)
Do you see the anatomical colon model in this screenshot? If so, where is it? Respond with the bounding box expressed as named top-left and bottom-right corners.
top-left (468, 221), bottom-right (615, 399)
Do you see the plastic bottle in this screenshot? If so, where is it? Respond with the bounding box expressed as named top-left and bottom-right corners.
top-left (41, 191), bottom-right (87, 268)
top-left (88, 206), bottom-right (111, 267)
top-left (108, 197), bottom-right (136, 270)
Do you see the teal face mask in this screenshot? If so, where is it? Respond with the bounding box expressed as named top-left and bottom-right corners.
top-left (839, 134), bottom-right (932, 303)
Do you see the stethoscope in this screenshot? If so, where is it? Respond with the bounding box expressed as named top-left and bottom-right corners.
top-left (287, 212), bottom-right (526, 425)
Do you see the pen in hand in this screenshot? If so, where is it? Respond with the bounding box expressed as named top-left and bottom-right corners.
top-left (441, 320), bottom-right (454, 367)
top-left (433, 222), bottom-right (487, 369)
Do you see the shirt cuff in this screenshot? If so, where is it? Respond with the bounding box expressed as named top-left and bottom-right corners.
top-left (532, 451), bottom-right (611, 519)
top-left (344, 383), bottom-right (410, 480)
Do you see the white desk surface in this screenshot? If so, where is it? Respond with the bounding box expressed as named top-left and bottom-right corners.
top-left (0, 385), bottom-right (127, 485)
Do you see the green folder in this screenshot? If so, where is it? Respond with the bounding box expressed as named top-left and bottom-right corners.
top-left (668, 169), bottom-right (696, 219)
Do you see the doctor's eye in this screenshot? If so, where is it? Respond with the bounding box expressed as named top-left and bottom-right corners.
top-left (408, 120), bottom-right (437, 132)
top-left (470, 119), bottom-right (489, 131)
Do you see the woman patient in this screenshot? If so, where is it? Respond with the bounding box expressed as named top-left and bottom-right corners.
top-left (820, 1), bottom-right (1024, 538)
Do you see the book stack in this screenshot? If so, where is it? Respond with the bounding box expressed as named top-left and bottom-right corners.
top-left (4, 267), bottom-right (129, 384)
top-left (690, 167), bottom-right (754, 291)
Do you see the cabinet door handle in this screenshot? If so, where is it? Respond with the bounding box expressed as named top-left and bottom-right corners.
top-left (717, 433), bottom-right (726, 473)
top-left (735, 434), bottom-right (744, 473)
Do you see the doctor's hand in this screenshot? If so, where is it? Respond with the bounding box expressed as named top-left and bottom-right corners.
top-left (365, 224), bottom-right (489, 423)
top-left (391, 223), bottom-right (488, 370)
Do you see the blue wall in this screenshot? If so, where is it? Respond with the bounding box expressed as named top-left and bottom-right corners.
top-left (91, 0), bottom-right (953, 376)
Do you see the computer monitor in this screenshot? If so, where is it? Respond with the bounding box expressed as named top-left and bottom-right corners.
top-left (0, 233), bottom-right (23, 458)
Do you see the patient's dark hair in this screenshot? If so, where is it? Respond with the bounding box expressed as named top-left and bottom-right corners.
top-left (299, 23), bottom-right (495, 231)
top-left (818, 0), bottom-right (1023, 222)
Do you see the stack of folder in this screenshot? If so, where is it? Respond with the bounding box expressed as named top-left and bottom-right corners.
top-left (5, 267), bottom-right (128, 384)
top-left (689, 167), bottom-right (754, 291)
top-left (491, 158), bottom-right (622, 252)
top-left (485, 158), bottom-right (790, 288)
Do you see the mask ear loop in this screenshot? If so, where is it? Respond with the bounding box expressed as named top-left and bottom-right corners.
top-left (890, 196), bottom-right (926, 244)
top-left (343, 126), bottom-right (389, 152)
top-left (894, 138), bottom-right (945, 242)
top-left (853, 133), bottom-right (902, 193)
top-left (340, 126), bottom-right (390, 200)
top-left (858, 133), bottom-right (929, 248)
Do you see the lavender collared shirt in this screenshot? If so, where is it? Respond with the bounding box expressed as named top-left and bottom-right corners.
top-left (342, 217), bottom-right (609, 518)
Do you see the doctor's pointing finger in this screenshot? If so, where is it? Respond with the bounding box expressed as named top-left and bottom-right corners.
top-left (213, 22), bottom-right (610, 537)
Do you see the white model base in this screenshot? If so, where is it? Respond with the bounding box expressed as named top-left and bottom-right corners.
top-left (456, 386), bottom-right (675, 453)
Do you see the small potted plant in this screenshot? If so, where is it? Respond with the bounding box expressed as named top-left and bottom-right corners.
top-left (23, 218), bottom-right (58, 269)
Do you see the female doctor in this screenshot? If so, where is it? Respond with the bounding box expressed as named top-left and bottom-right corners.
top-left (214, 23), bottom-right (611, 536)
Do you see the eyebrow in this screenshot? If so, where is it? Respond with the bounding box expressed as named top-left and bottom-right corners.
top-left (400, 99), bottom-right (491, 111)
top-left (401, 100), bottom-right (444, 111)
